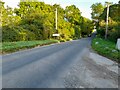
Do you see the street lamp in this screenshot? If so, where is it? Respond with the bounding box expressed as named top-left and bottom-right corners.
top-left (105, 2), bottom-right (112, 39)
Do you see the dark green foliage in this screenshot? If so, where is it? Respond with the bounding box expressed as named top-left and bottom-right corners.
top-left (100, 4), bottom-right (120, 22)
top-left (74, 25), bottom-right (81, 38)
top-left (60, 39), bottom-right (66, 42)
top-left (108, 25), bottom-right (120, 42)
top-left (92, 1), bottom-right (120, 42)
top-left (81, 17), bottom-right (93, 37)
top-left (2, 0), bottom-right (93, 42)
top-left (97, 27), bottom-right (105, 37)
top-left (91, 3), bottom-right (104, 20)
top-left (2, 26), bottom-right (36, 42)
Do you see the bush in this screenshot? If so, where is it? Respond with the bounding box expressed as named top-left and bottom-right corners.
top-left (108, 26), bottom-right (120, 42)
top-left (21, 24), bottom-right (43, 40)
top-left (2, 26), bottom-right (36, 42)
top-left (2, 26), bottom-right (18, 42)
top-left (60, 39), bottom-right (66, 42)
top-left (66, 38), bottom-right (72, 41)
top-left (97, 27), bottom-right (105, 37)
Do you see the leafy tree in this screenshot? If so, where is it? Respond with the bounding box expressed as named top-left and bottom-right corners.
top-left (2, 0), bottom-right (94, 42)
top-left (91, 3), bottom-right (104, 20)
top-left (15, 0), bottom-right (55, 40)
top-left (65, 5), bottom-right (82, 25)
top-left (81, 17), bottom-right (93, 37)
top-left (97, 1), bottom-right (120, 42)
top-left (65, 5), bottom-right (83, 38)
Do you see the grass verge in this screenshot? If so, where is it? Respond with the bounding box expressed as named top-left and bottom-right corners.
top-left (0, 40), bottom-right (59, 54)
top-left (92, 37), bottom-right (120, 62)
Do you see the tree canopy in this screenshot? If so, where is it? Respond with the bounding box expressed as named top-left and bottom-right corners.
top-left (91, 1), bottom-right (120, 42)
top-left (1, 0), bottom-right (93, 42)
top-left (91, 3), bottom-right (104, 20)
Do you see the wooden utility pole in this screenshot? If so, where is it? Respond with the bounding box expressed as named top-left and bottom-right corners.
top-left (52, 8), bottom-right (60, 38)
top-left (105, 2), bottom-right (112, 39)
top-left (55, 8), bottom-right (57, 31)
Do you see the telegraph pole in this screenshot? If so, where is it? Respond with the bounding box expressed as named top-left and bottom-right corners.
top-left (105, 3), bottom-right (109, 39)
top-left (55, 8), bottom-right (57, 31)
top-left (105, 2), bottom-right (112, 39)
top-left (52, 8), bottom-right (59, 38)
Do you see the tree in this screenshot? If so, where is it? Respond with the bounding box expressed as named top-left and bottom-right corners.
top-left (2, 0), bottom-right (94, 42)
top-left (81, 17), bottom-right (93, 37)
top-left (65, 5), bottom-right (82, 25)
top-left (65, 5), bottom-right (82, 38)
top-left (15, 0), bottom-right (55, 40)
top-left (91, 3), bottom-right (104, 20)
top-left (97, 1), bottom-right (120, 42)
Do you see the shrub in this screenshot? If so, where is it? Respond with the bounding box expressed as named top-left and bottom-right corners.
top-left (66, 38), bottom-right (72, 41)
top-left (97, 27), bottom-right (105, 37)
top-left (21, 24), bottom-right (43, 40)
top-left (108, 26), bottom-right (120, 42)
top-left (2, 26), bottom-right (19, 42)
top-left (2, 26), bottom-right (36, 42)
top-left (60, 39), bottom-right (66, 42)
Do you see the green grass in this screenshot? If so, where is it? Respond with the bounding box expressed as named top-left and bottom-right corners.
top-left (92, 38), bottom-right (120, 62)
top-left (0, 40), bottom-right (59, 54)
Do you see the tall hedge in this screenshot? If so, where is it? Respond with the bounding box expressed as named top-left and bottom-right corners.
top-left (2, 26), bottom-right (36, 42)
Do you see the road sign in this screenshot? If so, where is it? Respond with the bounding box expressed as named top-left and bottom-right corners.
top-left (52, 34), bottom-right (60, 36)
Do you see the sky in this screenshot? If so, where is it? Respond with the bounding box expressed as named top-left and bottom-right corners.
top-left (3, 0), bottom-right (119, 19)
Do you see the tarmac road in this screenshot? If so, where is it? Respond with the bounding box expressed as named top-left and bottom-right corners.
top-left (2, 38), bottom-right (118, 88)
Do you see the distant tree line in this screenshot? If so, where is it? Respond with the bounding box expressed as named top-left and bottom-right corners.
top-left (91, 1), bottom-right (120, 42)
top-left (1, 0), bottom-right (93, 42)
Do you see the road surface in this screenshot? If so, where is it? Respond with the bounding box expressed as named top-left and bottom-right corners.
top-left (2, 38), bottom-right (118, 88)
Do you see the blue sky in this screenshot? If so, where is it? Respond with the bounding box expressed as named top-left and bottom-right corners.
top-left (3, 0), bottom-right (119, 19)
